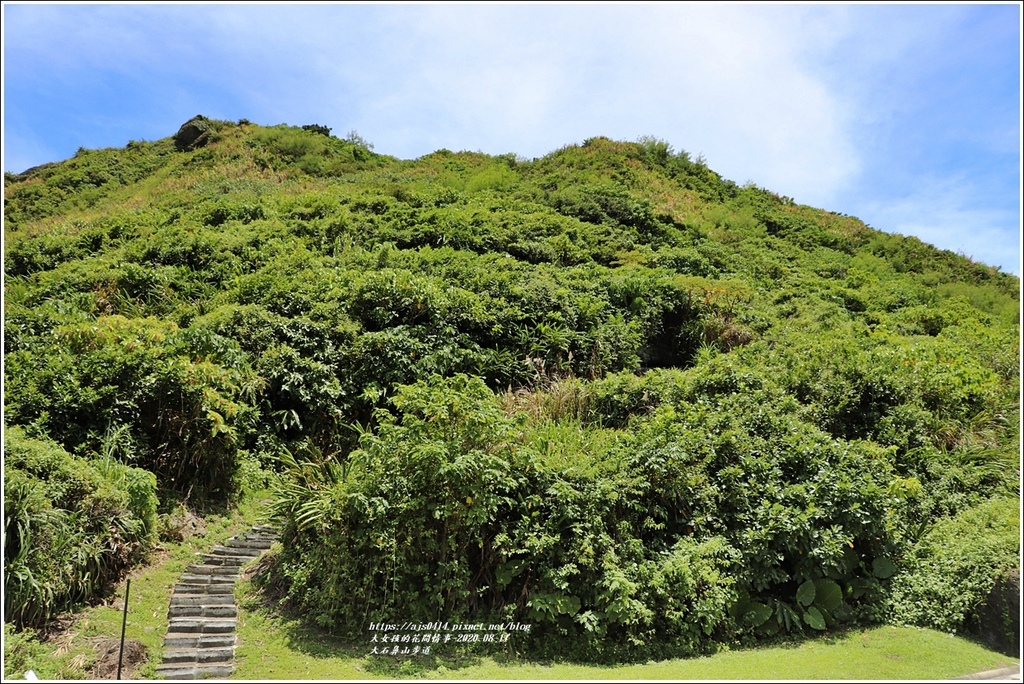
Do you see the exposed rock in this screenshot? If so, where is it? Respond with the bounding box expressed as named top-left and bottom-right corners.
top-left (174, 115), bottom-right (212, 152)
top-left (159, 505), bottom-right (207, 543)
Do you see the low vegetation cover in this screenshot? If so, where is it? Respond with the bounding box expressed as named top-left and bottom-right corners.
top-left (3, 118), bottom-right (1019, 664)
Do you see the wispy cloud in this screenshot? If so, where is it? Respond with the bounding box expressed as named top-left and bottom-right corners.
top-left (323, 5), bottom-right (864, 209)
top-left (861, 174), bottom-right (1020, 274)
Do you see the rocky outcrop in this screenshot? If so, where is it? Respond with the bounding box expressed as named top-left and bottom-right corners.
top-left (174, 115), bottom-right (213, 152)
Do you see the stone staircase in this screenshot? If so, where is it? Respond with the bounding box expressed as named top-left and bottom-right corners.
top-left (154, 525), bottom-right (279, 680)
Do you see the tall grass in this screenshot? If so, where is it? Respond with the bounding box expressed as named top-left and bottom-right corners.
top-left (498, 378), bottom-right (591, 422)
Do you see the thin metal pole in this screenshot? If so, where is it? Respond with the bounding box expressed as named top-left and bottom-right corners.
top-left (117, 578), bottom-right (131, 680)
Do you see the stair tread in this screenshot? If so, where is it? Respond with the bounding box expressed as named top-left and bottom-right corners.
top-left (162, 646), bottom-right (235, 661)
top-left (154, 664), bottom-right (235, 679)
top-left (163, 635), bottom-right (236, 648)
top-left (159, 525), bottom-right (279, 677)
top-left (170, 594), bottom-right (236, 604)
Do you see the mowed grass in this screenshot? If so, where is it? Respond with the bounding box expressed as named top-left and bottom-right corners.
top-left (232, 594), bottom-right (1018, 681)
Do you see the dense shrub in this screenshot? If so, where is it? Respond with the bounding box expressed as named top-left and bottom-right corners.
top-left (888, 497), bottom-right (1020, 634)
top-left (4, 316), bottom-right (256, 496)
top-left (247, 124), bottom-right (381, 175)
top-left (266, 374), bottom-right (911, 660)
top-left (3, 121), bottom-right (1018, 654)
top-left (3, 428), bottom-right (158, 627)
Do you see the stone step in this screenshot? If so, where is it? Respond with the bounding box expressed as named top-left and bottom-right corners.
top-left (173, 582), bottom-right (235, 595)
top-left (167, 617), bottom-right (237, 635)
top-left (211, 544), bottom-right (263, 557)
top-left (162, 634), bottom-right (236, 650)
top-left (168, 604), bottom-right (238, 619)
top-left (161, 646), bottom-right (235, 664)
top-left (180, 573), bottom-right (237, 585)
top-left (159, 525), bottom-right (279, 678)
top-left (185, 563), bottom-right (241, 576)
top-left (154, 664), bottom-right (234, 680)
top-left (170, 594), bottom-right (236, 607)
top-left (225, 541), bottom-right (274, 552)
top-left (201, 553), bottom-right (252, 566)
top-left (227, 534), bottom-right (277, 548)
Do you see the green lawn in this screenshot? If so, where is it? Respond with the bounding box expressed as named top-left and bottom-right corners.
top-left (232, 597), bottom-right (1018, 681)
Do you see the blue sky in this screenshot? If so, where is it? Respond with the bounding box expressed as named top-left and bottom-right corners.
top-left (3, 3), bottom-right (1021, 274)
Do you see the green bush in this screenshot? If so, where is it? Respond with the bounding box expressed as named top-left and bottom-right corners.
top-left (4, 316), bottom-right (256, 497)
top-left (266, 374), bottom-right (909, 661)
top-left (888, 497), bottom-right (1020, 634)
top-left (3, 427), bottom-right (158, 627)
top-left (247, 124), bottom-right (382, 176)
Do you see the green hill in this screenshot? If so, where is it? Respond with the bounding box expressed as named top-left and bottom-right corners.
top-left (3, 116), bottom-right (1019, 660)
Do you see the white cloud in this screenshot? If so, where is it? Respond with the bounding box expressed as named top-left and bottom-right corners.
top-left (630, 5), bottom-right (860, 206)
top-left (304, 4), bottom-right (864, 208)
top-left (858, 176), bottom-right (1021, 275)
top-left (5, 4), bottom-right (862, 196)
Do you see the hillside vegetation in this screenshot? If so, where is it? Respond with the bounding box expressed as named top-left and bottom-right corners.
top-left (3, 116), bottom-right (1019, 662)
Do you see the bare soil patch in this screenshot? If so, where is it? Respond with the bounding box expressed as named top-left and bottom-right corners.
top-left (87, 637), bottom-right (148, 679)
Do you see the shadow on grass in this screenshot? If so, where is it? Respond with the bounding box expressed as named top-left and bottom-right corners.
top-left (236, 570), bottom-right (532, 678)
